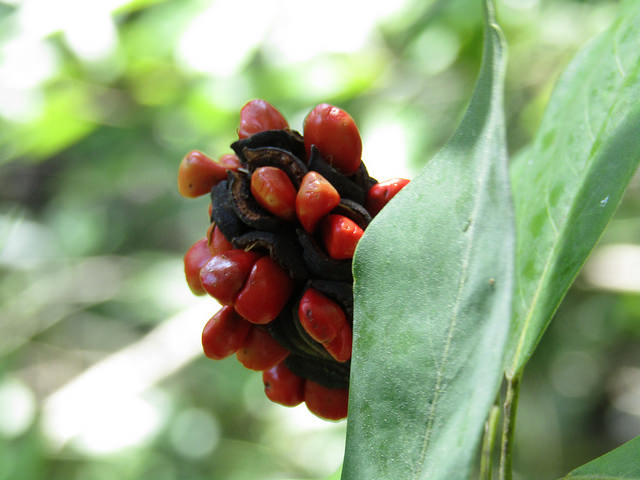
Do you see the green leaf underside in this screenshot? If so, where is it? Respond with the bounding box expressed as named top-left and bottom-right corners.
top-left (342, 2), bottom-right (513, 479)
top-left (507, 0), bottom-right (640, 377)
top-left (561, 436), bottom-right (640, 480)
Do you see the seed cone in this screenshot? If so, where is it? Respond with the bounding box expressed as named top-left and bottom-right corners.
top-left (179, 100), bottom-right (409, 420)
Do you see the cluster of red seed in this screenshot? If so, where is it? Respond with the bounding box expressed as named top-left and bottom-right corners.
top-left (179, 100), bottom-right (409, 420)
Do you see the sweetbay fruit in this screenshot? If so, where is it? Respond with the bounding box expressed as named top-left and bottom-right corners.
top-left (178, 99), bottom-right (409, 420)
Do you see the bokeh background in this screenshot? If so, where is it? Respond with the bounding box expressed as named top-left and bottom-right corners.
top-left (1, 0), bottom-right (639, 479)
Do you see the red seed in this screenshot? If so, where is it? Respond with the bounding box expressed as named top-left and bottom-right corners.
top-left (250, 166), bottom-right (297, 221)
top-left (234, 257), bottom-right (293, 324)
top-left (202, 306), bottom-right (252, 360)
top-left (199, 250), bottom-right (261, 305)
top-left (236, 326), bottom-right (289, 371)
top-left (262, 362), bottom-right (305, 407)
top-left (178, 150), bottom-right (228, 198)
top-left (184, 238), bottom-right (212, 296)
top-left (208, 225), bottom-right (234, 256)
top-left (304, 380), bottom-right (348, 421)
top-left (303, 103), bottom-right (362, 175)
top-left (321, 214), bottom-right (364, 260)
top-left (295, 171), bottom-right (341, 234)
top-left (298, 288), bottom-right (347, 344)
top-left (218, 153), bottom-right (241, 171)
top-left (365, 178), bottom-right (410, 216)
top-left (238, 99), bottom-right (288, 139)
top-left (324, 324), bottom-right (352, 363)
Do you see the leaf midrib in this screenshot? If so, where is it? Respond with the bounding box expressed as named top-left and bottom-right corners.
top-left (413, 77), bottom-right (503, 476)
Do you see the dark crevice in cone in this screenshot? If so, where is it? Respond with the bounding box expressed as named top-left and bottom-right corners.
top-left (306, 280), bottom-right (354, 321)
top-left (331, 198), bottom-right (372, 230)
top-left (285, 355), bottom-right (350, 390)
top-left (210, 180), bottom-right (248, 242)
top-left (227, 170), bottom-right (283, 231)
top-left (308, 146), bottom-right (366, 204)
top-left (296, 229), bottom-right (352, 281)
top-left (242, 146), bottom-right (308, 188)
top-left (351, 161), bottom-right (377, 192)
top-left (233, 229), bottom-right (308, 280)
top-left (231, 129), bottom-right (305, 164)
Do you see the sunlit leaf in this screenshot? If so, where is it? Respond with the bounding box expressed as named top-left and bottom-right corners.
top-left (506, 0), bottom-right (640, 376)
top-left (342, 1), bottom-right (513, 479)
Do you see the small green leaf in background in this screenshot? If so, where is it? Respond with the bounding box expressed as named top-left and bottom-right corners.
top-left (342, 1), bottom-right (513, 479)
top-left (561, 435), bottom-right (640, 480)
top-left (506, 0), bottom-right (640, 377)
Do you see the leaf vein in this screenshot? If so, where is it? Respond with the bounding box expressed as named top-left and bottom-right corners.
top-left (613, 35), bottom-right (626, 78)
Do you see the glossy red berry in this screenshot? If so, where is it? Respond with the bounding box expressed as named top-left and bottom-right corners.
top-left (250, 166), bottom-right (297, 221)
top-left (184, 238), bottom-right (213, 296)
top-left (304, 380), bottom-right (348, 420)
top-left (236, 326), bottom-right (289, 371)
top-left (202, 306), bottom-right (252, 360)
top-left (262, 362), bottom-right (305, 406)
top-left (178, 150), bottom-right (229, 198)
top-left (321, 214), bottom-right (364, 260)
top-left (324, 324), bottom-right (352, 362)
top-left (199, 250), bottom-right (261, 305)
top-left (365, 177), bottom-right (410, 216)
top-left (218, 153), bottom-right (241, 171)
top-left (234, 256), bottom-right (294, 324)
top-left (208, 225), bottom-right (234, 256)
top-left (295, 171), bottom-right (341, 233)
top-left (303, 103), bottom-right (362, 175)
top-left (298, 289), bottom-right (347, 344)
top-left (238, 99), bottom-right (289, 139)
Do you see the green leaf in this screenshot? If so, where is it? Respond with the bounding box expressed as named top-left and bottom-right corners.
top-left (342, 2), bottom-right (513, 479)
top-left (560, 435), bottom-right (640, 480)
top-left (506, 0), bottom-right (640, 376)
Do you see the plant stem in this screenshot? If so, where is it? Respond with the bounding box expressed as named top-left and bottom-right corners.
top-left (480, 403), bottom-right (500, 480)
top-left (499, 373), bottom-right (521, 480)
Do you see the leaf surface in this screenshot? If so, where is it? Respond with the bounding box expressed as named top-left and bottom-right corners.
top-left (342, 2), bottom-right (513, 479)
top-left (561, 436), bottom-right (640, 480)
top-left (507, 0), bottom-right (640, 376)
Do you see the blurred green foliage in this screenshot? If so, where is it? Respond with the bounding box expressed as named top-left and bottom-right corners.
top-left (0, 0), bottom-right (638, 479)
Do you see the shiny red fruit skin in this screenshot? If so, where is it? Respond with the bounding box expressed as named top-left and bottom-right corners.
top-left (324, 324), bottom-right (352, 362)
top-left (250, 166), bottom-right (297, 221)
top-left (202, 306), bottom-right (252, 360)
top-left (236, 326), bottom-right (289, 371)
top-left (295, 171), bottom-right (341, 233)
top-left (234, 257), bottom-right (294, 324)
top-left (184, 238), bottom-right (213, 295)
top-left (199, 250), bottom-right (261, 305)
top-left (298, 288), bottom-right (347, 344)
top-left (321, 214), bottom-right (364, 260)
top-left (304, 380), bottom-right (348, 420)
top-left (262, 362), bottom-right (305, 406)
top-left (238, 99), bottom-right (289, 139)
top-left (208, 225), bottom-right (234, 256)
top-left (365, 178), bottom-right (410, 216)
top-left (303, 103), bottom-right (362, 175)
top-left (218, 153), bottom-right (241, 170)
top-left (178, 150), bottom-right (228, 198)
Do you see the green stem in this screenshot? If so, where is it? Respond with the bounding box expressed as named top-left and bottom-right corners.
top-left (480, 403), bottom-right (501, 480)
top-left (499, 373), bottom-right (521, 480)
